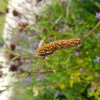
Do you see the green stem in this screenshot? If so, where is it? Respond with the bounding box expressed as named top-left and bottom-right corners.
top-left (82, 21), bottom-right (100, 40)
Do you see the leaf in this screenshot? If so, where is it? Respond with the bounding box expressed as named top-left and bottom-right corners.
top-left (85, 76), bottom-right (93, 81)
top-left (73, 71), bottom-right (81, 77)
top-left (69, 79), bottom-right (74, 88)
top-left (58, 83), bottom-right (65, 90)
top-left (33, 87), bottom-right (39, 97)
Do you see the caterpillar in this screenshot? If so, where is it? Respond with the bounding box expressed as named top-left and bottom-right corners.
top-left (36, 21), bottom-right (100, 58)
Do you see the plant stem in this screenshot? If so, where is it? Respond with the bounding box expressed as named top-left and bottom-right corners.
top-left (82, 21), bottom-right (100, 40)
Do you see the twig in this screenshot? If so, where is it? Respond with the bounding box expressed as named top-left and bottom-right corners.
top-left (82, 21), bottom-right (100, 40)
top-left (20, 69), bottom-right (56, 76)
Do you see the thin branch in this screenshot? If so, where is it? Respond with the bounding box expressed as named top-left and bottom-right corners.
top-left (82, 21), bottom-right (100, 40)
top-left (19, 69), bottom-right (56, 76)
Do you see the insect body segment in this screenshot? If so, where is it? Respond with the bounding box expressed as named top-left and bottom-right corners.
top-left (36, 38), bottom-right (81, 57)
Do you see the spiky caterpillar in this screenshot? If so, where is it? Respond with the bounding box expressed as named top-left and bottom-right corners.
top-left (36, 21), bottom-right (100, 57)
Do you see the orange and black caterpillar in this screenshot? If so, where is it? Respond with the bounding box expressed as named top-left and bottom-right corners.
top-left (36, 21), bottom-right (100, 58)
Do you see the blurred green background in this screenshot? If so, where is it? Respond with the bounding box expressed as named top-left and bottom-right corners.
top-left (0, 0), bottom-right (100, 100)
top-left (0, 0), bottom-right (7, 34)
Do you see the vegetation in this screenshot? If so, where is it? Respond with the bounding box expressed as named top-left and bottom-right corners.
top-left (0, 0), bottom-right (100, 100)
top-left (0, 0), bottom-right (8, 34)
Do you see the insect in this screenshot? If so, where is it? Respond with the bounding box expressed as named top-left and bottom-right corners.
top-left (36, 21), bottom-right (100, 58)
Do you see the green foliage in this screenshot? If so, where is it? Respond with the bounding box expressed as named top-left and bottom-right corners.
top-left (0, 0), bottom-right (8, 34)
top-left (1, 0), bottom-right (100, 100)
top-left (14, 0), bottom-right (100, 100)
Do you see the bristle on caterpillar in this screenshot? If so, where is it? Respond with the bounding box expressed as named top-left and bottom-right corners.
top-left (36, 38), bottom-right (81, 57)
